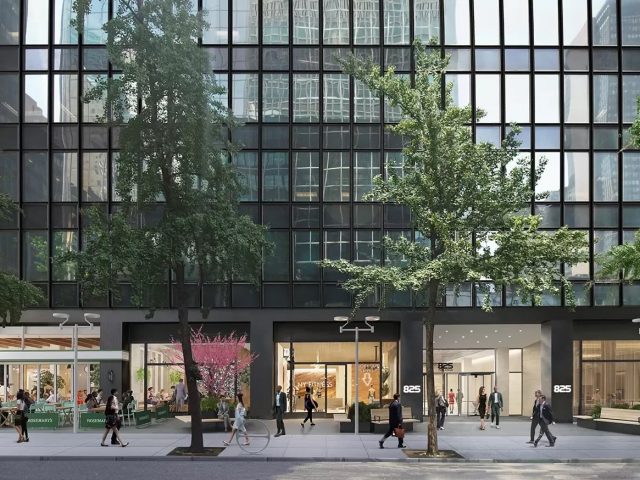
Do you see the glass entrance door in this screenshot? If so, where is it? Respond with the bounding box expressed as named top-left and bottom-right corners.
top-left (462, 373), bottom-right (494, 416)
top-left (326, 364), bottom-right (346, 413)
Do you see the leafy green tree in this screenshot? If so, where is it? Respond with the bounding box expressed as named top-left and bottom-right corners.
top-left (322, 45), bottom-right (589, 454)
top-left (70, 0), bottom-right (269, 452)
top-left (0, 194), bottom-right (44, 327)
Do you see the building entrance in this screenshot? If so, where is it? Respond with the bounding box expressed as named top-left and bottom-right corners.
top-left (427, 371), bottom-right (495, 416)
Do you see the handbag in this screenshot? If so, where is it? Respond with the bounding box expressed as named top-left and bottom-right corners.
top-left (393, 426), bottom-right (405, 439)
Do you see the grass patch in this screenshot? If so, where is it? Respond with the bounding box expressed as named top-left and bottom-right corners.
top-left (167, 447), bottom-right (225, 457)
top-left (404, 449), bottom-right (464, 459)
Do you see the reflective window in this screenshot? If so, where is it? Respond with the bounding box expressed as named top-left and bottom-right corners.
top-left (446, 48), bottom-right (471, 70)
top-left (24, 0), bottom-right (49, 44)
top-left (25, 49), bottom-right (48, 70)
top-left (263, 231), bottom-right (289, 280)
top-left (0, 231), bottom-right (18, 274)
top-left (594, 231), bottom-right (618, 278)
top-left (262, 152), bottom-right (289, 201)
top-left (475, 49), bottom-right (500, 71)
top-left (444, 0), bottom-right (470, 45)
top-left (323, 0), bottom-right (349, 44)
top-left (82, 152), bottom-right (108, 201)
top-left (263, 0), bottom-right (289, 44)
top-left (323, 74), bottom-right (350, 122)
top-left (263, 74), bottom-right (289, 122)
top-left (505, 75), bottom-right (530, 123)
top-left (564, 152), bottom-right (589, 201)
top-left (52, 152), bottom-right (78, 202)
top-left (53, 74), bottom-right (79, 123)
top-left (473, 0), bottom-right (499, 45)
top-left (24, 74), bottom-right (48, 122)
top-left (54, 0), bottom-right (77, 44)
top-left (594, 152), bottom-right (618, 202)
top-left (22, 152), bottom-right (48, 202)
top-left (593, 74), bottom-right (618, 123)
top-left (233, 152), bottom-right (258, 201)
top-left (293, 48), bottom-right (319, 70)
top-left (535, 152), bottom-right (560, 202)
top-left (83, 0), bottom-right (108, 44)
top-left (353, 0), bottom-right (379, 44)
top-left (233, 0), bottom-right (259, 44)
top-left (503, 0), bottom-right (529, 45)
top-left (324, 230), bottom-right (351, 266)
top-left (293, 152), bottom-right (319, 201)
top-left (622, 75), bottom-right (640, 122)
top-left (323, 152), bottom-right (350, 201)
top-left (0, 74), bottom-right (19, 122)
top-left (384, 0), bottom-right (410, 45)
top-left (23, 231), bottom-right (48, 281)
top-left (475, 75), bottom-right (500, 123)
top-left (293, 74), bottom-right (319, 122)
top-left (533, 0), bottom-right (558, 46)
top-left (354, 80), bottom-right (380, 123)
top-left (384, 74), bottom-right (407, 122)
top-left (623, 152), bottom-right (640, 201)
top-left (0, 0), bottom-right (20, 44)
top-left (534, 75), bottom-right (559, 123)
top-left (414, 0), bottom-right (440, 43)
top-left (505, 49), bottom-right (529, 70)
top-left (203, 0), bottom-right (228, 44)
top-left (52, 231), bottom-right (77, 281)
top-left (294, 231), bottom-right (320, 280)
top-left (293, 0), bottom-right (319, 44)
top-left (0, 152), bottom-right (18, 200)
top-left (592, 0), bottom-right (617, 46)
top-left (562, 0), bottom-right (588, 46)
top-left (622, 0), bottom-right (640, 45)
top-left (83, 74), bottom-right (107, 122)
top-left (354, 152), bottom-right (380, 201)
top-left (232, 74), bottom-right (259, 122)
top-left (263, 47), bottom-right (289, 69)
top-left (564, 75), bottom-right (589, 123)
top-left (354, 230), bottom-right (381, 265)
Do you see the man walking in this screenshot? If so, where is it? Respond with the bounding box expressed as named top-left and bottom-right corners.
top-left (457, 388), bottom-right (464, 416)
top-left (527, 390), bottom-right (542, 444)
top-left (175, 378), bottom-right (187, 411)
top-left (379, 393), bottom-right (405, 449)
top-left (273, 385), bottom-right (287, 437)
top-left (533, 395), bottom-right (557, 447)
top-left (489, 385), bottom-right (504, 429)
top-left (435, 391), bottom-right (447, 430)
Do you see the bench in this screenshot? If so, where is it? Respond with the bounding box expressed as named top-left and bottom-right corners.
top-left (175, 415), bottom-right (232, 432)
top-left (371, 407), bottom-right (418, 433)
top-left (573, 414), bottom-right (596, 429)
top-left (593, 408), bottom-right (640, 435)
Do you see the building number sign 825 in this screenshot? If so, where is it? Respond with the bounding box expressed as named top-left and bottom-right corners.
top-left (403, 385), bottom-right (422, 394)
top-left (553, 385), bottom-right (572, 393)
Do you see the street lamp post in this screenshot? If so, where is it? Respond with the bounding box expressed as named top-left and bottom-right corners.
top-left (54, 313), bottom-right (99, 433)
top-left (335, 315), bottom-right (379, 435)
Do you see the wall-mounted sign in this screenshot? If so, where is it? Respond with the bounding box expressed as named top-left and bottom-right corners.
top-left (402, 385), bottom-right (422, 394)
top-left (437, 363), bottom-right (454, 371)
top-left (553, 384), bottom-right (572, 393)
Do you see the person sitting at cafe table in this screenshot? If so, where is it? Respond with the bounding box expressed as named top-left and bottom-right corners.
top-left (147, 387), bottom-right (158, 405)
top-left (45, 390), bottom-right (57, 404)
top-left (85, 391), bottom-right (98, 409)
top-left (156, 388), bottom-right (168, 402)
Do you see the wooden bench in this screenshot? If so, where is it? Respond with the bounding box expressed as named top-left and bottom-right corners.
top-left (573, 414), bottom-right (596, 429)
top-left (593, 407), bottom-right (640, 434)
top-left (175, 415), bottom-right (231, 432)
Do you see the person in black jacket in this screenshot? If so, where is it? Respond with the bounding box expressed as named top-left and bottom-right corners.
top-left (526, 390), bottom-right (542, 444)
top-left (379, 393), bottom-right (405, 449)
top-left (533, 395), bottom-right (557, 447)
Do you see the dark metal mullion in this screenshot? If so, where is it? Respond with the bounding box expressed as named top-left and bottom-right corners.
top-left (106, 0), bottom-right (116, 309)
top-left (585, 0), bottom-right (596, 309)
top-left (227, 0), bottom-right (235, 307)
top-left (45, 0), bottom-right (55, 307)
top-left (498, 0), bottom-right (506, 308)
top-left (616, 0), bottom-right (624, 306)
top-left (468, 0), bottom-right (478, 307)
top-left (286, 0), bottom-right (295, 307)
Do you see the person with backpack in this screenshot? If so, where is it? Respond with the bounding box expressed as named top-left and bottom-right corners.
top-left (100, 388), bottom-right (128, 447)
top-left (300, 386), bottom-right (317, 429)
top-left (435, 391), bottom-right (447, 430)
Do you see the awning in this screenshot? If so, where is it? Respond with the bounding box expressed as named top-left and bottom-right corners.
top-left (0, 350), bottom-right (129, 363)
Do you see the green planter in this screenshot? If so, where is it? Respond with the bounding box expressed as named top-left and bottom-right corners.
top-left (134, 410), bottom-right (152, 428)
top-left (27, 413), bottom-right (59, 429)
top-left (80, 412), bottom-right (104, 429)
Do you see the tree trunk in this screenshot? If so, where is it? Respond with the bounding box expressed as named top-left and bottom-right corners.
top-left (425, 280), bottom-right (439, 455)
top-left (175, 263), bottom-right (204, 452)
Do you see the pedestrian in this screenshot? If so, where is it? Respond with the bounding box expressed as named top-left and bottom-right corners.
top-left (378, 393), bottom-right (405, 449)
top-left (527, 389), bottom-right (542, 444)
top-left (223, 393), bottom-right (249, 446)
top-left (477, 386), bottom-right (488, 430)
top-left (533, 395), bottom-right (557, 447)
top-left (457, 388), bottom-right (464, 416)
top-left (448, 388), bottom-right (456, 414)
top-left (218, 397), bottom-right (231, 432)
top-left (14, 389), bottom-right (26, 443)
top-left (100, 388), bottom-right (128, 447)
top-left (23, 391), bottom-right (33, 442)
top-left (273, 385), bottom-right (287, 437)
top-left (489, 385), bottom-right (504, 429)
top-left (96, 389), bottom-right (104, 405)
top-left (300, 386), bottom-right (317, 428)
top-left (435, 391), bottom-right (447, 430)
top-left (175, 378), bottom-right (187, 410)
top-left (85, 391), bottom-right (98, 409)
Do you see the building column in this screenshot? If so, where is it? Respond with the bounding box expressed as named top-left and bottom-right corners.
top-left (495, 347), bottom-right (509, 415)
top-left (99, 318), bottom-right (123, 397)
top-left (250, 318), bottom-right (274, 418)
top-left (542, 319), bottom-right (574, 422)
top-left (400, 317), bottom-right (424, 420)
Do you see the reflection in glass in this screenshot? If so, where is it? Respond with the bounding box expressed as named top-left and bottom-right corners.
top-left (622, 75), bottom-right (640, 122)
top-left (444, 0), bottom-right (470, 45)
top-left (82, 152), bottom-right (108, 201)
top-left (24, 0), bottom-right (49, 44)
top-left (203, 0), bottom-right (228, 44)
top-left (534, 75), bottom-right (559, 123)
top-left (83, 0), bottom-right (108, 44)
top-left (353, 0), bottom-right (379, 44)
top-left (592, 0), bottom-right (618, 46)
top-left (623, 153), bottom-right (640, 201)
top-left (564, 75), bottom-right (589, 123)
top-left (54, 0), bottom-right (78, 44)
top-left (475, 75), bottom-right (500, 123)
top-left (52, 231), bottom-right (77, 281)
top-left (262, 152), bottom-right (289, 201)
top-left (263, 74), bottom-right (289, 122)
top-left (533, 0), bottom-right (558, 45)
top-left (562, 0), bottom-right (588, 46)
top-left (264, 231), bottom-right (289, 280)
top-left (622, 0), bottom-right (640, 45)
top-left (83, 74), bottom-right (107, 122)
top-left (594, 152), bottom-right (618, 202)
top-left (52, 152), bottom-right (78, 201)
top-left (294, 231), bottom-right (320, 280)
top-left (233, 152), bottom-right (258, 201)
top-left (564, 152), bottom-right (589, 201)
top-left (293, 0), bottom-right (319, 44)
top-left (505, 75), bottom-right (529, 122)
top-left (0, 0), bottom-right (20, 44)
top-left (25, 49), bottom-right (48, 70)
top-left (354, 230), bottom-right (381, 265)
top-left (473, 0), bottom-right (499, 45)
top-left (263, 0), bottom-right (289, 44)
top-left (0, 74), bottom-right (19, 122)
top-left (414, 0), bottom-right (439, 43)
top-left (354, 152), bottom-right (380, 201)
top-left (384, 0), bottom-right (410, 45)
top-left (232, 73), bottom-right (259, 121)
top-left (293, 74), bottom-right (319, 122)
top-left (354, 80), bottom-right (380, 122)
top-left (23, 152), bottom-right (48, 202)
top-left (24, 74), bottom-right (49, 122)
top-left (535, 152), bottom-right (560, 202)
top-left (323, 152), bottom-right (350, 201)
top-left (0, 231), bottom-right (18, 274)
top-left (293, 152), bottom-right (319, 201)
top-left (233, 0), bottom-right (259, 44)
top-left (324, 0), bottom-right (349, 44)
top-left (503, 0), bottom-right (529, 45)
top-left (593, 74), bottom-right (618, 123)
top-left (53, 74), bottom-right (78, 123)
top-left (0, 152), bottom-right (18, 200)
top-left (23, 231), bottom-right (48, 281)
top-left (323, 74), bottom-right (349, 122)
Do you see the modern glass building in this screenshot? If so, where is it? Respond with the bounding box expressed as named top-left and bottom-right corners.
top-left (1, 0), bottom-right (640, 421)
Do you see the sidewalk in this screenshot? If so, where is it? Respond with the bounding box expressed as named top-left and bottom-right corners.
top-left (2, 418), bottom-right (639, 462)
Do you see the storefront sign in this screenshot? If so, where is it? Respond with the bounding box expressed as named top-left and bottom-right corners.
top-left (155, 404), bottom-right (169, 420)
top-left (402, 385), bottom-right (422, 394)
top-left (437, 363), bottom-right (454, 371)
top-left (80, 412), bottom-right (105, 428)
top-left (27, 413), bottom-right (58, 429)
top-left (135, 410), bottom-right (152, 427)
top-left (553, 385), bottom-right (572, 393)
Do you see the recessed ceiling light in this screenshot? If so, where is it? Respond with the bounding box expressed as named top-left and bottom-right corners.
top-left (498, 340), bottom-right (502, 343)
top-left (476, 340), bottom-right (480, 344)
top-left (484, 335), bottom-right (488, 338)
top-left (469, 329), bottom-right (474, 333)
top-left (508, 335), bottom-right (512, 338)
top-left (445, 330), bottom-right (448, 333)
top-left (494, 329), bottom-right (498, 333)
top-left (461, 335), bottom-right (465, 339)
top-left (454, 340), bottom-right (458, 344)
top-left (438, 336), bottom-right (441, 339)
top-left (519, 329), bottom-right (523, 333)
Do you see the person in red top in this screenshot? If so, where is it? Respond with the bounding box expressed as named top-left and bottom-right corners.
top-left (448, 389), bottom-right (456, 414)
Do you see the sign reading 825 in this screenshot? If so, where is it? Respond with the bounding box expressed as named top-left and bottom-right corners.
top-left (553, 385), bottom-right (572, 393)
top-left (402, 385), bottom-right (422, 394)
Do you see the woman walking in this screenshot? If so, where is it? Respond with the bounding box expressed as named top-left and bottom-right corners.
top-left (22, 391), bottom-right (34, 442)
top-left (223, 393), bottom-right (249, 446)
top-left (14, 389), bottom-right (25, 443)
top-left (477, 386), bottom-right (488, 430)
top-left (100, 388), bottom-right (128, 447)
top-left (301, 386), bottom-right (316, 428)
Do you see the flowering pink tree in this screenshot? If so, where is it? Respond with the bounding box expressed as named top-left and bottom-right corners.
top-left (169, 328), bottom-right (255, 398)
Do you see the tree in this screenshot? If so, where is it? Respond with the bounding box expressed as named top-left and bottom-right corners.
top-left (69, 0), bottom-right (269, 452)
top-left (321, 44), bottom-right (589, 455)
top-left (168, 328), bottom-right (255, 399)
top-left (0, 194), bottom-right (44, 327)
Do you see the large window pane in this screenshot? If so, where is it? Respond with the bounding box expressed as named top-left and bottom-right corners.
top-left (592, 0), bottom-right (617, 46)
top-left (564, 152), bottom-right (589, 201)
top-left (622, 0), bottom-right (640, 45)
top-left (264, 231), bottom-right (289, 280)
top-left (262, 152), bottom-right (289, 201)
top-left (0, 74), bottom-right (19, 122)
top-left (233, 152), bottom-right (258, 201)
top-left (323, 152), bottom-right (350, 201)
top-left (52, 152), bottom-right (78, 202)
top-left (54, 0), bottom-right (78, 44)
top-left (53, 74), bottom-right (78, 123)
top-left (323, 74), bottom-right (350, 122)
top-left (323, 0), bottom-right (349, 44)
top-left (354, 152), bottom-right (380, 201)
top-left (354, 80), bottom-right (380, 123)
top-left (447, 74), bottom-right (471, 107)
top-left (293, 0), bottom-right (319, 44)
top-left (83, 74), bottom-right (107, 122)
top-left (503, 0), bottom-right (529, 45)
top-left (564, 75), bottom-right (589, 123)
top-left (263, 0), bottom-right (289, 44)
top-left (505, 75), bottom-right (530, 123)
top-left (533, 0), bottom-right (558, 46)
top-left (293, 74), bottom-right (319, 122)
top-left (593, 75), bottom-right (619, 123)
top-left (263, 74), bottom-right (289, 122)
top-left (294, 231), bottom-right (320, 280)
top-left (0, 0), bottom-right (20, 44)
top-left (0, 152), bottom-right (18, 200)
top-left (445, 0), bottom-right (470, 45)
top-left (24, 74), bottom-right (48, 122)
top-left (293, 152), bottom-right (319, 201)
top-left (473, 0), bottom-right (499, 45)
top-left (324, 230), bottom-right (350, 279)
top-left (84, 0), bottom-right (108, 44)
top-left (354, 230), bottom-right (381, 265)
top-left (475, 75), bottom-right (500, 123)
top-left (232, 74), bottom-right (259, 122)
top-left (23, 231), bottom-right (48, 281)
top-left (354, 0), bottom-right (379, 44)
top-left (24, 0), bottom-right (49, 44)
top-left (203, 0), bottom-right (228, 44)
top-left (52, 231), bottom-right (77, 281)
top-left (594, 152), bottom-right (618, 202)
top-left (23, 152), bottom-right (48, 202)
top-left (535, 75), bottom-right (559, 123)
top-left (535, 152), bottom-right (560, 202)
top-left (384, 0), bottom-right (409, 45)
top-left (562, 0), bottom-right (588, 46)
top-left (623, 152), bottom-right (640, 201)
top-left (414, 0), bottom-right (439, 43)
top-left (622, 75), bottom-right (640, 122)
top-left (233, 0), bottom-right (259, 44)
top-left (0, 231), bottom-right (18, 274)
top-left (82, 152), bottom-right (108, 201)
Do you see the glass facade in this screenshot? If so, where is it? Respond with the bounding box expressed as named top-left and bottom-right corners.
top-left (0, 0), bottom-right (639, 311)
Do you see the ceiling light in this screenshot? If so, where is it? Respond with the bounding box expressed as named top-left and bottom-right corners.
top-left (476, 340), bottom-right (480, 344)
top-left (454, 340), bottom-right (458, 344)
top-left (438, 336), bottom-right (441, 339)
top-left (519, 329), bottom-right (523, 333)
top-left (445, 330), bottom-right (448, 333)
top-left (508, 335), bottom-right (512, 338)
top-left (494, 329), bottom-right (498, 333)
top-left (498, 340), bottom-right (502, 343)
top-left (461, 335), bottom-right (465, 339)
top-left (484, 335), bottom-right (488, 338)
top-left (469, 329), bottom-right (474, 333)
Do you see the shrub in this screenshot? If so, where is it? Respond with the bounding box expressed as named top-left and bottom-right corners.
top-left (200, 396), bottom-right (218, 413)
top-left (348, 401), bottom-right (379, 422)
top-left (611, 403), bottom-right (630, 409)
top-left (591, 405), bottom-right (602, 419)
top-left (631, 404), bottom-right (640, 410)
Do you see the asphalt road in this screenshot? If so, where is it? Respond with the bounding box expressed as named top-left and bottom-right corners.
top-left (3, 460), bottom-right (639, 480)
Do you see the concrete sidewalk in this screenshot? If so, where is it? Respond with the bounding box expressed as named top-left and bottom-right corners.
top-left (1, 418), bottom-right (639, 462)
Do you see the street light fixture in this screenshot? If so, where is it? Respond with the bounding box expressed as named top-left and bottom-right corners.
top-left (335, 315), bottom-right (379, 435)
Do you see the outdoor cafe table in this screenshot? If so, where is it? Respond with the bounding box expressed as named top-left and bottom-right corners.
top-left (56, 406), bottom-right (74, 427)
top-left (0, 407), bottom-right (15, 427)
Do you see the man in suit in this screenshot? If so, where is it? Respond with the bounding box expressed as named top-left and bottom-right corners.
top-left (273, 385), bottom-right (287, 437)
top-left (489, 385), bottom-right (504, 429)
top-left (533, 395), bottom-right (557, 447)
top-left (527, 389), bottom-right (542, 444)
top-left (379, 393), bottom-right (405, 449)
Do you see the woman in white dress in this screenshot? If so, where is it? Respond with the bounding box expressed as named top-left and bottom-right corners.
top-left (223, 393), bottom-right (249, 446)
